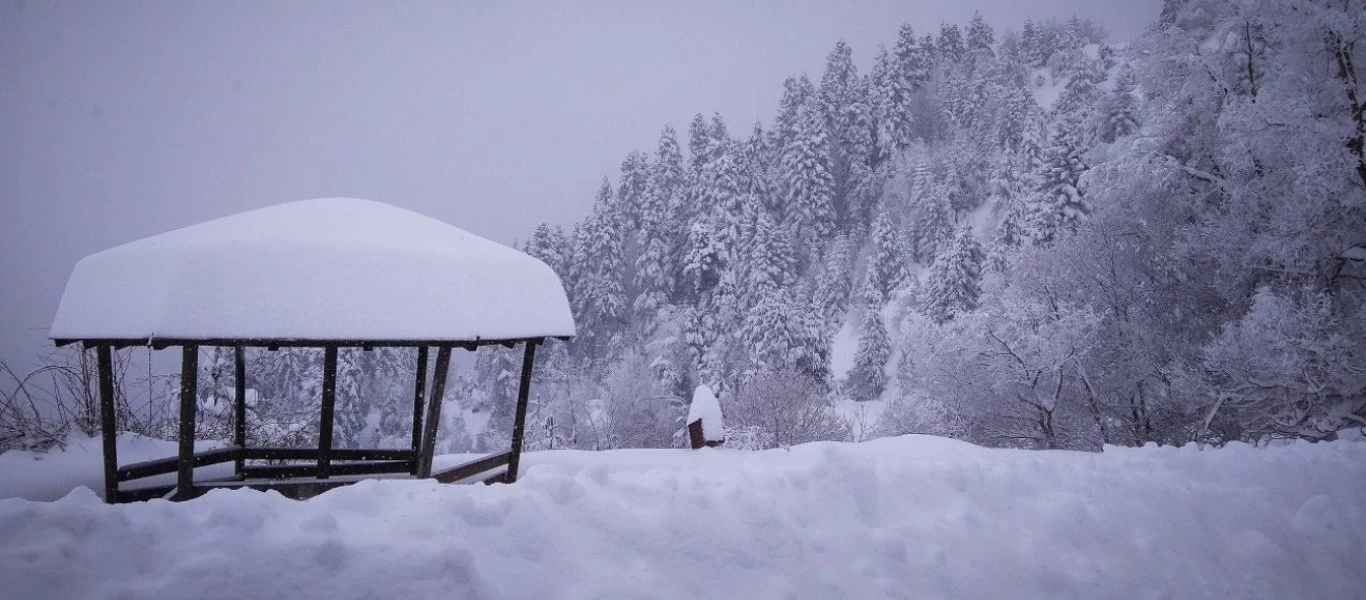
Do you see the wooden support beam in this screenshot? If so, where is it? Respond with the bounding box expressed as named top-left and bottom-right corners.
top-left (176, 345), bottom-right (198, 500)
top-left (233, 346), bottom-right (247, 476)
top-left (506, 340), bottom-right (539, 484)
top-left (96, 345), bottom-right (119, 504)
top-left (410, 345), bottom-right (429, 475)
top-left (241, 447), bottom-right (414, 462)
top-left (417, 345), bottom-right (452, 478)
top-left (118, 447), bottom-right (241, 482)
top-left (431, 450), bottom-right (512, 484)
top-left (318, 346), bottom-right (338, 479)
top-left (57, 336), bottom-right (567, 351)
top-left (113, 484), bottom-right (178, 504)
top-left (242, 460), bottom-right (411, 480)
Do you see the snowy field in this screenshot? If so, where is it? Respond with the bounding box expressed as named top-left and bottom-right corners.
top-left (2, 436), bottom-right (1364, 600)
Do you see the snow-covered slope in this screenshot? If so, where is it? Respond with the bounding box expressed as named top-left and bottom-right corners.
top-left (2, 436), bottom-right (1364, 599)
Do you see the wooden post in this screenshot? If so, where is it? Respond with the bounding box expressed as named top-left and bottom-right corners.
top-left (688, 419), bottom-right (706, 450)
top-left (410, 346), bottom-right (429, 475)
top-left (318, 346), bottom-right (338, 479)
top-left (176, 345), bottom-right (198, 500)
top-left (417, 345), bottom-right (451, 478)
top-left (506, 340), bottom-right (538, 484)
top-left (96, 345), bottom-right (119, 504)
top-left (233, 346), bottom-right (246, 476)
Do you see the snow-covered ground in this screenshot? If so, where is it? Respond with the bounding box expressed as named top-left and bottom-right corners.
top-left (2, 435), bottom-right (1364, 599)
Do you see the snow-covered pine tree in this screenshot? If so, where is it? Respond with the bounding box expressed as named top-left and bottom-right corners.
top-left (811, 233), bottom-right (856, 333)
top-left (845, 160), bottom-right (888, 232)
top-left (820, 40), bottom-right (860, 133)
top-left (653, 125), bottom-right (687, 202)
top-left (770, 75), bottom-right (816, 165)
top-left (246, 347), bottom-right (322, 445)
top-left (708, 113), bottom-right (729, 150)
top-left (845, 306), bottom-right (890, 402)
top-left (475, 344), bottom-right (521, 431)
top-left (741, 288), bottom-right (829, 381)
top-left (1019, 19), bottom-right (1041, 67)
top-left (572, 179), bottom-right (628, 362)
top-left (909, 168), bottom-right (955, 264)
top-left (1057, 61), bottom-right (1107, 146)
top-left (966, 13), bottom-right (996, 64)
top-left (921, 226), bottom-right (986, 324)
top-left (780, 96), bottom-right (835, 256)
top-left (703, 141), bottom-right (753, 262)
top-left (872, 25), bottom-right (934, 163)
top-left (366, 347), bottom-right (412, 441)
top-left (632, 180), bottom-right (672, 328)
top-left (937, 23), bottom-right (966, 65)
top-left (525, 222), bottom-right (569, 280)
top-left (646, 125), bottom-right (693, 305)
top-left (1034, 19), bottom-right (1062, 69)
top-left (1027, 110), bottom-right (1090, 245)
top-left (741, 211), bottom-right (792, 301)
top-left (334, 348), bottom-right (367, 448)
top-left (682, 222), bottom-right (721, 301)
top-left (688, 113), bottom-right (712, 171)
top-left (995, 76), bottom-right (1043, 153)
top-left (1099, 66), bottom-right (1140, 143)
top-left (741, 121), bottom-right (775, 215)
top-left (987, 150), bottom-right (1034, 270)
top-left (820, 40), bottom-right (873, 229)
top-left (616, 150), bottom-right (652, 234)
top-left (870, 46), bottom-right (896, 165)
top-left (864, 207), bottom-right (908, 303)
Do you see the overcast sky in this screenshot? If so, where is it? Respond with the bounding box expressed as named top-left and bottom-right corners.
top-left (0, 0), bottom-right (1161, 373)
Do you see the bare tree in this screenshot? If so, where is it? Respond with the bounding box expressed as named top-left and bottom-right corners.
top-left (727, 372), bottom-right (849, 449)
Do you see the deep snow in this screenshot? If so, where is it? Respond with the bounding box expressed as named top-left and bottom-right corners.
top-left (2, 435), bottom-right (1364, 599)
top-left (49, 198), bottom-right (576, 343)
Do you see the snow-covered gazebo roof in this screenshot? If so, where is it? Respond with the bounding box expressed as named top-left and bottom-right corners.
top-left (51, 197), bottom-right (575, 347)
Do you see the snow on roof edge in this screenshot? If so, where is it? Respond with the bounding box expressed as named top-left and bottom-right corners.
top-left (50, 198), bottom-right (576, 343)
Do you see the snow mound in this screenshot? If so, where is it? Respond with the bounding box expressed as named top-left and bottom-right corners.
top-left (2, 436), bottom-right (1365, 599)
top-left (686, 385), bottom-right (724, 442)
top-left (50, 198), bottom-right (575, 343)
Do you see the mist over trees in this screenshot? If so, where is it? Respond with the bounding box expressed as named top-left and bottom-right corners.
top-left (9, 0), bottom-right (1359, 455)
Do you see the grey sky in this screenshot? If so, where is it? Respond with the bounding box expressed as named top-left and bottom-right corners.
top-left (0, 0), bottom-right (1161, 373)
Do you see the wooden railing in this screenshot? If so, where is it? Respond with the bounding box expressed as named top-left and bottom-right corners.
top-left (433, 451), bottom-right (513, 484)
top-left (110, 445), bottom-right (505, 503)
top-left (116, 446), bottom-right (240, 482)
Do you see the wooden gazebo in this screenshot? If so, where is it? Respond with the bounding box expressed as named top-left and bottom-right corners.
top-left (49, 198), bottom-right (575, 503)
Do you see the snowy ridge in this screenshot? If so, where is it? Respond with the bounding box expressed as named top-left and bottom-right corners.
top-left (2, 435), bottom-right (1364, 599)
top-left (50, 198), bottom-right (575, 343)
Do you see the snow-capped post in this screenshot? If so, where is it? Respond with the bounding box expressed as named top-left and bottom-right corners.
top-left (232, 346), bottom-right (246, 477)
top-left (687, 385), bottom-right (725, 449)
top-left (409, 345), bottom-right (429, 475)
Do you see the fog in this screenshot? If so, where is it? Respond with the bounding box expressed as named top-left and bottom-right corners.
top-left (0, 0), bottom-right (1160, 374)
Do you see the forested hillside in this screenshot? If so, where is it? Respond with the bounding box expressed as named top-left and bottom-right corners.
top-left (219, 0), bottom-right (1364, 455)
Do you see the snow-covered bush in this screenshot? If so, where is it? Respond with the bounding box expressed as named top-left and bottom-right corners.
top-left (1193, 288), bottom-right (1366, 443)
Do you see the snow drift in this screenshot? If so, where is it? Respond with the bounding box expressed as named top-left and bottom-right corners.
top-left (1, 436), bottom-right (1364, 599)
